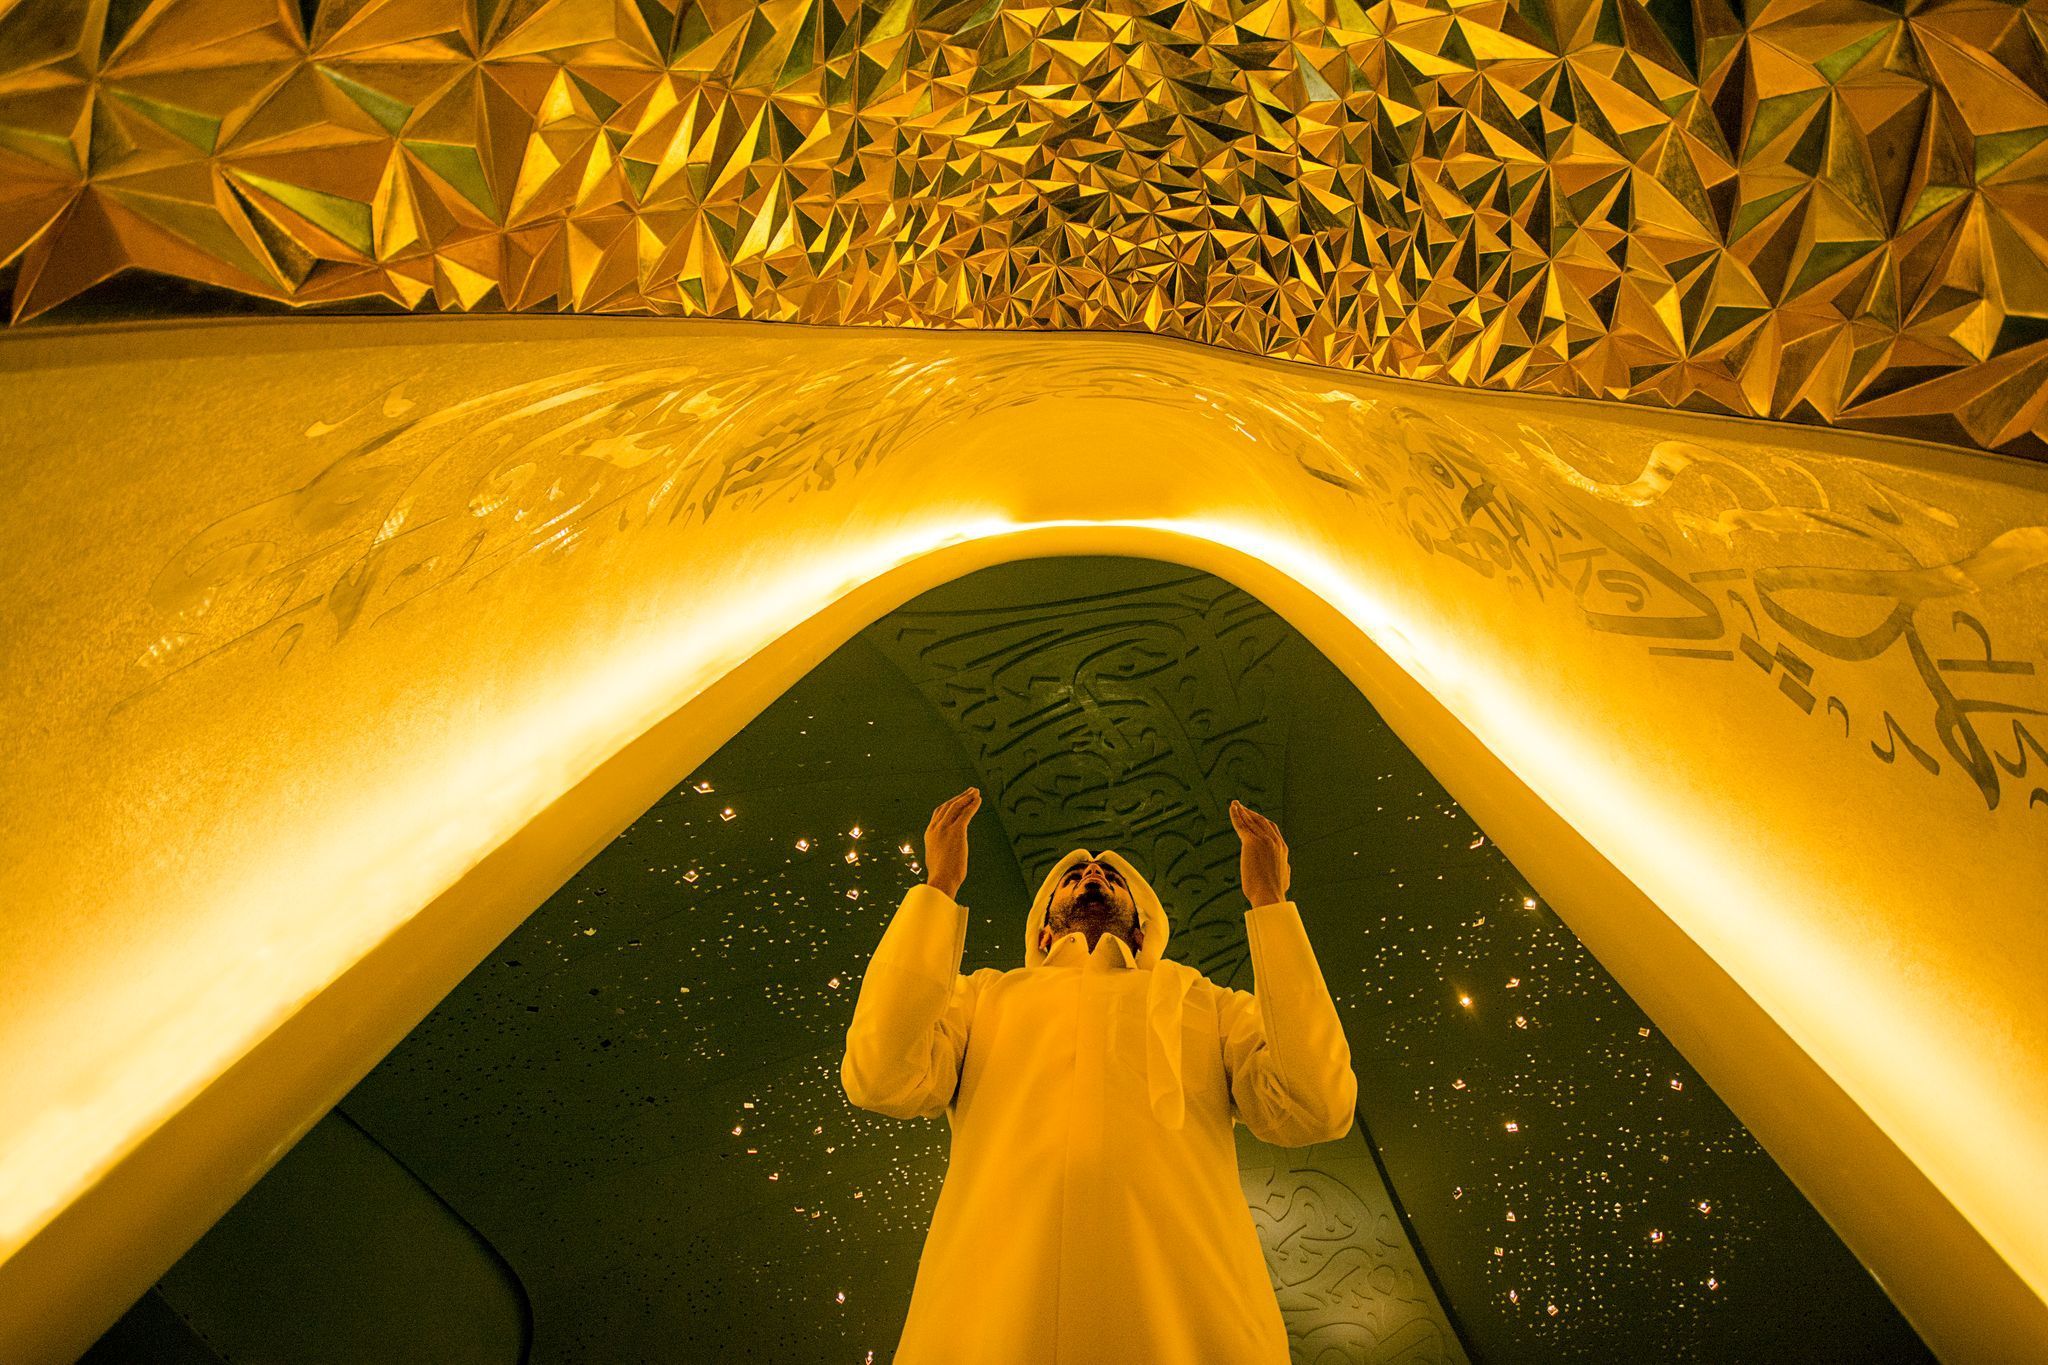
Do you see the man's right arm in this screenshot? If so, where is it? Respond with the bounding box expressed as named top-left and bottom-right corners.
top-left (841, 883), bottom-right (983, 1120)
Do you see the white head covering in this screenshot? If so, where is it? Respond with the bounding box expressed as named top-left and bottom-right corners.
top-left (1023, 847), bottom-right (1196, 1128)
top-left (1024, 847), bottom-right (1168, 969)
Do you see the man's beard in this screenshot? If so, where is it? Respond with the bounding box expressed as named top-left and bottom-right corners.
top-left (1052, 888), bottom-right (1137, 949)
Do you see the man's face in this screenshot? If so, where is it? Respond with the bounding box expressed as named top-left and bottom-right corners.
top-left (1044, 858), bottom-right (1141, 953)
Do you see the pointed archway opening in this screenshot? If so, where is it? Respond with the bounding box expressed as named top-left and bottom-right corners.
top-left (86, 556), bottom-right (1934, 1364)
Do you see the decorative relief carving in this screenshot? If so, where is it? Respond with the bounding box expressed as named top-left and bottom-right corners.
top-left (1278, 388), bottom-right (2048, 811)
top-left (1241, 1136), bottom-right (1469, 1365)
top-left (866, 568), bottom-right (1293, 983)
top-left (123, 351), bottom-right (985, 708)
top-left (125, 333), bottom-right (2046, 807)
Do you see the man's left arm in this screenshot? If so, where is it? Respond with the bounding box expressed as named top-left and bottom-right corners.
top-left (1218, 800), bottom-right (1358, 1147)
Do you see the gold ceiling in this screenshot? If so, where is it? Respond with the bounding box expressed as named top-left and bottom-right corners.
top-left (2, 0), bottom-right (2046, 456)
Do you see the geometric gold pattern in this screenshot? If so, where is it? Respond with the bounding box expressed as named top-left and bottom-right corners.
top-left (3, 0), bottom-right (2046, 457)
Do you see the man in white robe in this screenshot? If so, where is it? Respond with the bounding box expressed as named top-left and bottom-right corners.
top-left (842, 787), bottom-right (1357, 1364)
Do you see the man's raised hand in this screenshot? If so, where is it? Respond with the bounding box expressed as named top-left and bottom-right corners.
top-left (1231, 799), bottom-right (1291, 909)
top-left (924, 787), bottom-right (981, 899)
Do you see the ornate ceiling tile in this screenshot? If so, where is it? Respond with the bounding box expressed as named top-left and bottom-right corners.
top-left (2, 0), bottom-right (2045, 456)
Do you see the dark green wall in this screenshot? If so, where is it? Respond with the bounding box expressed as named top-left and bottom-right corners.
top-left (81, 1113), bottom-right (526, 1365)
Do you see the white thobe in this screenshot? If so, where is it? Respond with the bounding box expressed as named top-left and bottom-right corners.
top-left (842, 883), bottom-right (1357, 1364)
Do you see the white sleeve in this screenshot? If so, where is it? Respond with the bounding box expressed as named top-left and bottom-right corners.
top-left (841, 883), bottom-right (986, 1120)
top-left (1218, 900), bottom-right (1358, 1146)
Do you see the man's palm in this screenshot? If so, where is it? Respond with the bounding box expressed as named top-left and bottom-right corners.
top-left (924, 788), bottom-right (980, 898)
top-left (1231, 799), bottom-right (1290, 907)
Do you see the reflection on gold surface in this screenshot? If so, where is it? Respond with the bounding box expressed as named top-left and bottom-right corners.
top-left (4, 0), bottom-right (2048, 455)
top-left (1, 318), bottom-right (2044, 1365)
top-left (129, 336), bottom-right (2048, 811)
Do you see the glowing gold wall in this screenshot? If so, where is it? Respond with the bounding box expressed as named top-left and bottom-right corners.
top-left (0, 316), bottom-right (2043, 1362)
top-left (4, 0), bottom-right (2047, 456)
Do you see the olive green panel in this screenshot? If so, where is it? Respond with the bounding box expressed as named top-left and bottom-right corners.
top-left (78, 1291), bottom-right (224, 1365)
top-left (82, 1112), bottom-right (526, 1365)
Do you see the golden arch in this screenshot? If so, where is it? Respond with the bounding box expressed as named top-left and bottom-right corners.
top-left (1, 318), bottom-right (2044, 1362)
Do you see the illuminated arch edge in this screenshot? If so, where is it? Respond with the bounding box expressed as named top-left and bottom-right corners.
top-left (0, 317), bottom-right (2042, 1364)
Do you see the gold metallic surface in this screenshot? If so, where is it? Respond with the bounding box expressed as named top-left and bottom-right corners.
top-left (4, 0), bottom-right (2048, 454)
top-left (0, 317), bottom-right (2043, 1361)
